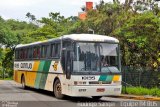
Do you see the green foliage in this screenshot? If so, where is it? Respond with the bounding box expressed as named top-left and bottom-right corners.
top-left (5, 19), bottom-right (38, 44)
top-left (114, 12), bottom-right (160, 68)
top-left (26, 12), bottom-right (36, 22)
top-left (24, 12), bottom-right (79, 43)
top-left (122, 87), bottom-right (160, 97)
top-left (85, 3), bottom-right (125, 35)
top-left (73, 0), bottom-right (160, 69)
top-left (0, 18), bottom-right (38, 45)
top-left (0, 17), bottom-right (39, 79)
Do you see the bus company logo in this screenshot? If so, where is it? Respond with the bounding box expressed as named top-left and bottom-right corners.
top-left (14, 63), bottom-right (32, 69)
top-left (53, 61), bottom-right (58, 71)
top-left (20, 63), bottom-right (32, 69)
top-left (82, 76), bottom-right (95, 80)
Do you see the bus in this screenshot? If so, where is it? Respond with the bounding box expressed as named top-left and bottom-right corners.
top-left (14, 34), bottom-right (121, 99)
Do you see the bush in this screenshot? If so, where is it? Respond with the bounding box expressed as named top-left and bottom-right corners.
top-left (122, 87), bottom-right (160, 97)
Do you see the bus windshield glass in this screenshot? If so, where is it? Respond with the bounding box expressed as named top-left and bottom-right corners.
top-left (73, 42), bottom-right (120, 73)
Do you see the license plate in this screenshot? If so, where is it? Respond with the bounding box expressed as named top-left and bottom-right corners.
top-left (96, 88), bottom-right (105, 92)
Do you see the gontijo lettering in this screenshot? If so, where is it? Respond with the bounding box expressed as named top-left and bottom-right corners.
top-left (14, 63), bottom-right (32, 69)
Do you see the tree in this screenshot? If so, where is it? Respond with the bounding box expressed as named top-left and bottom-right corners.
top-left (0, 16), bottom-right (38, 79)
top-left (26, 12), bottom-right (36, 22)
top-left (114, 12), bottom-right (160, 69)
top-left (26, 12), bottom-right (79, 42)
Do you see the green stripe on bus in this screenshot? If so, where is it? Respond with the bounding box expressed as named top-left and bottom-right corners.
top-left (99, 75), bottom-right (107, 81)
top-left (99, 75), bottom-right (114, 81)
top-left (35, 73), bottom-right (42, 88)
top-left (35, 60), bottom-right (45, 88)
top-left (38, 61), bottom-right (45, 71)
top-left (106, 75), bottom-right (113, 81)
top-left (43, 60), bottom-right (51, 72)
top-left (39, 60), bottom-right (52, 89)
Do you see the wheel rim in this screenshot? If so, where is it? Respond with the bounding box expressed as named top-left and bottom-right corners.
top-left (55, 83), bottom-right (62, 95)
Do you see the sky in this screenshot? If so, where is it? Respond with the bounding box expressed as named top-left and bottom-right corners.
top-left (0, 0), bottom-right (114, 21)
top-left (0, 0), bottom-right (159, 21)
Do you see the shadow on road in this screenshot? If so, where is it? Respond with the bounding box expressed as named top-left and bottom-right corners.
top-left (18, 86), bottom-right (113, 102)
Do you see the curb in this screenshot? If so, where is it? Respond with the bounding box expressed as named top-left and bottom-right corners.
top-left (108, 94), bottom-right (160, 101)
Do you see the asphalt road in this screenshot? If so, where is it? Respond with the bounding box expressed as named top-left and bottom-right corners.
top-left (0, 80), bottom-right (159, 107)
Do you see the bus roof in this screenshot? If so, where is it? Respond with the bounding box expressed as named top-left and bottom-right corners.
top-left (16, 34), bottom-right (119, 48)
top-left (62, 34), bottom-right (119, 43)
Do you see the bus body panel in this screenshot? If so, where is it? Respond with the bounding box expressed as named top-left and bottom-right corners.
top-left (14, 60), bottom-right (122, 96)
top-left (67, 85), bottom-right (122, 97)
top-left (61, 75), bottom-right (121, 96)
top-left (14, 60), bottom-right (63, 89)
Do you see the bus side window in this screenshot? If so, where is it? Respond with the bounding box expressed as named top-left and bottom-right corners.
top-left (33, 47), bottom-right (36, 58)
top-left (24, 48), bottom-right (28, 59)
top-left (26, 48), bottom-right (29, 59)
top-left (29, 48), bottom-right (32, 59)
top-left (37, 47), bottom-right (40, 58)
top-left (46, 45), bottom-right (49, 58)
top-left (23, 49), bottom-right (25, 59)
top-left (20, 49), bottom-right (24, 59)
top-left (18, 50), bottom-right (20, 59)
top-left (15, 50), bottom-right (19, 60)
top-left (41, 45), bottom-right (49, 58)
top-left (41, 45), bottom-right (45, 58)
top-left (51, 43), bottom-right (60, 58)
top-left (33, 46), bottom-right (40, 59)
top-left (51, 44), bottom-right (55, 57)
top-left (55, 43), bottom-right (60, 57)
top-left (19, 49), bottom-right (22, 59)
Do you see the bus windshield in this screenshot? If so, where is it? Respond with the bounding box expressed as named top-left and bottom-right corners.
top-left (73, 42), bottom-right (120, 73)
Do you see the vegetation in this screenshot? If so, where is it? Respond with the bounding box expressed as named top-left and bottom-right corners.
top-left (0, 0), bottom-right (159, 91)
top-left (0, 16), bottom-right (38, 79)
top-left (78, 0), bottom-right (160, 70)
top-left (122, 87), bottom-right (160, 97)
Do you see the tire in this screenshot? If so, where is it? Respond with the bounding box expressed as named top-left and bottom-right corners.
top-left (92, 96), bottom-right (102, 100)
top-left (53, 79), bottom-right (64, 99)
top-left (21, 75), bottom-right (27, 89)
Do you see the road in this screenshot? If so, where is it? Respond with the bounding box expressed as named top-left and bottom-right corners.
top-left (0, 80), bottom-right (159, 107)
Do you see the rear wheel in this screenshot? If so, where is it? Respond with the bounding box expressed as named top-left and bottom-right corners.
top-left (21, 75), bottom-right (26, 89)
top-left (54, 79), bottom-right (64, 99)
top-left (92, 96), bottom-right (102, 100)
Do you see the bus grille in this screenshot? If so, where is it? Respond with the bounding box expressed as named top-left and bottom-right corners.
top-left (89, 81), bottom-right (111, 84)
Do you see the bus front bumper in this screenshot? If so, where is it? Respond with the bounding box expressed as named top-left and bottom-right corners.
top-left (67, 85), bottom-right (122, 97)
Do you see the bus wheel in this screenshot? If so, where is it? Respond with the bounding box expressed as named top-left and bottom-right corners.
top-left (21, 75), bottom-right (26, 89)
top-left (54, 79), bottom-right (64, 99)
top-left (92, 96), bottom-right (102, 100)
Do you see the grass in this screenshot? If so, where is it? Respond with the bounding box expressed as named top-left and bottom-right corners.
top-left (0, 77), bottom-right (13, 80)
top-left (122, 87), bottom-right (160, 97)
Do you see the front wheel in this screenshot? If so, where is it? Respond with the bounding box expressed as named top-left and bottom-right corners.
top-left (92, 96), bottom-right (102, 100)
top-left (53, 79), bottom-right (64, 99)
